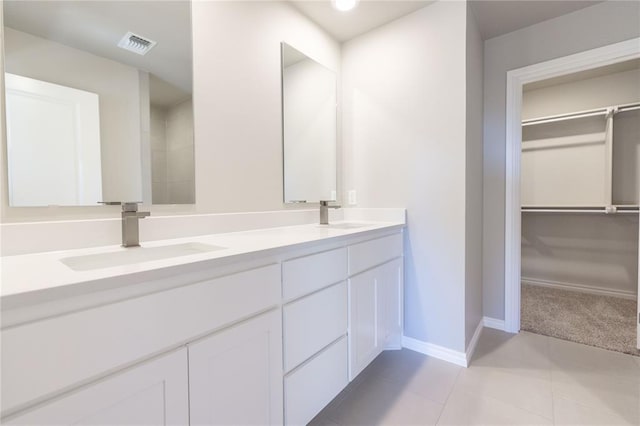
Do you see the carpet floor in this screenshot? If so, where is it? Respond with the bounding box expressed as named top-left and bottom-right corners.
top-left (521, 283), bottom-right (640, 357)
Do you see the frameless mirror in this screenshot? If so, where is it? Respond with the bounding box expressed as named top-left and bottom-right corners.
top-left (2, 1), bottom-right (194, 207)
top-left (281, 42), bottom-right (337, 204)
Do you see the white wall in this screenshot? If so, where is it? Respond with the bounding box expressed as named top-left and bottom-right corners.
top-left (523, 68), bottom-right (640, 119)
top-left (522, 214), bottom-right (638, 297)
top-left (482, 1), bottom-right (640, 320)
top-left (191, 1), bottom-right (340, 213)
top-left (521, 65), bottom-right (639, 297)
top-left (2, 28), bottom-right (143, 208)
top-left (465, 5), bottom-right (484, 346)
top-left (342, 1), bottom-right (470, 352)
top-left (0, 6), bottom-right (6, 219)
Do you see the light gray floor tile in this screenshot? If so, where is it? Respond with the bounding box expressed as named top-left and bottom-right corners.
top-left (470, 329), bottom-right (552, 380)
top-left (437, 386), bottom-right (553, 426)
top-left (307, 415), bottom-right (340, 426)
top-left (315, 330), bottom-right (639, 426)
top-left (551, 369), bottom-right (640, 424)
top-left (326, 375), bottom-right (443, 426)
top-left (316, 382), bottom-right (359, 424)
top-left (549, 337), bottom-right (640, 383)
top-left (554, 395), bottom-right (639, 426)
top-left (454, 364), bottom-right (553, 419)
top-left (369, 349), bottom-right (461, 404)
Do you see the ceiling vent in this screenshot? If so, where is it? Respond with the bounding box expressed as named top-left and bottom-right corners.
top-left (117, 32), bottom-right (157, 55)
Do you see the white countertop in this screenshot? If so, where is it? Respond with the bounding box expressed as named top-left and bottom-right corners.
top-left (1, 221), bottom-right (403, 304)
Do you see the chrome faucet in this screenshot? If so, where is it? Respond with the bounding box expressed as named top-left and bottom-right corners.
top-left (319, 200), bottom-right (341, 225)
top-left (100, 202), bottom-right (150, 247)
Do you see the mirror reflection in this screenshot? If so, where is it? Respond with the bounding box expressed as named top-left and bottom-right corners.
top-left (281, 42), bottom-right (337, 204)
top-left (2, 1), bottom-right (194, 207)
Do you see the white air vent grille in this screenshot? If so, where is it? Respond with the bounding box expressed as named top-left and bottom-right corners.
top-left (118, 32), bottom-right (157, 55)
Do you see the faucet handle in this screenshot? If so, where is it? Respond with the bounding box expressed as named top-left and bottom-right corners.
top-left (320, 200), bottom-right (341, 208)
top-left (122, 202), bottom-right (142, 212)
top-left (98, 201), bottom-right (144, 212)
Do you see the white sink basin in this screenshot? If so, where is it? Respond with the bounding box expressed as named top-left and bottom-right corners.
top-left (317, 223), bottom-right (372, 230)
top-left (61, 242), bottom-right (226, 271)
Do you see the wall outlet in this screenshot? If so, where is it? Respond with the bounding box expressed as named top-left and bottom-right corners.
top-left (348, 190), bottom-right (357, 205)
top-left (331, 190), bottom-right (337, 200)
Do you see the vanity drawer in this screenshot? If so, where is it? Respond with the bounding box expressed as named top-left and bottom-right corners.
top-left (284, 336), bottom-right (348, 426)
top-left (283, 281), bottom-right (347, 372)
top-left (1, 264), bottom-right (280, 415)
top-left (282, 247), bottom-right (347, 301)
top-left (348, 233), bottom-right (402, 276)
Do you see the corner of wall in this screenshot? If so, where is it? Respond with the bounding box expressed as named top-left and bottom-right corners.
top-left (464, 0), bottom-right (485, 349)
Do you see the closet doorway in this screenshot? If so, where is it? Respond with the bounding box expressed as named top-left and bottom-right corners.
top-left (519, 60), bottom-right (639, 356)
top-left (503, 38), bottom-right (640, 355)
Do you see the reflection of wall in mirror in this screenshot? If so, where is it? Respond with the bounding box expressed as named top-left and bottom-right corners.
top-left (4, 27), bottom-right (143, 203)
top-left (151, 100), bottom-right (195, 204)
top-left (283, 58), bottom-right (336, 202)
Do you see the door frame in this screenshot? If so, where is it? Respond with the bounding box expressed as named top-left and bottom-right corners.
top-left (503, 37), bottom-right (640, 334)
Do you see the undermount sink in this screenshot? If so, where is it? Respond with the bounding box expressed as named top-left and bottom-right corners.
top-left (60, 242), bottom-right (226, 271)
top-left (317, 223), bottom-right (372, 230)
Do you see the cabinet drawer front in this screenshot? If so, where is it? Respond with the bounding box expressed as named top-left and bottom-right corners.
top-left (283, 281), bottom-right (347, 372)
top-left (282, 247), bottom-right (347, 301)
top-left (348, 233), bottom-right (402, 276)
top-left (1, 264), bottom-right (280, 415)
top-left (284, 336), bottom-right (348, 426)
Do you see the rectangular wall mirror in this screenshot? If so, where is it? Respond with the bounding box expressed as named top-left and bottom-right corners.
top-left (2, 0), bottom-right (195, 207)
top-left (281, 42), bottom-right (337, 204)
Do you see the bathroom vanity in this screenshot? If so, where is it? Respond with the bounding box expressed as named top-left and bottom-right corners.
top-left (1, 220), bottom-right (404, 425)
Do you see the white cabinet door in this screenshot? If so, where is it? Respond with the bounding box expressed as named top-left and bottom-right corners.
top-left (188, 309), bottom-right (283, 426)
top-left (349, 258), bottom-right (403, 380)
top-left (349, 268), bottom-right (380, 380)
top-left (4, 349), bottom-right (189, 425)
top-left (377, 258), bottom-right (403, 350)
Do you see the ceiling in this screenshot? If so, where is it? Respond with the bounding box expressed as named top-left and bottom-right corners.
top-left (2, 0), bottom-right (607, 104)
top-left (469, 0), bottom-right (603, 40)
top-left (289, 1), bottom-right (434, 42)
top-left (3, 1), bottom-right (192, 107)
top-left (290, 0), bottom-right (604, 42)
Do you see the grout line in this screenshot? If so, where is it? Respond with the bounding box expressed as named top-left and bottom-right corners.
top-left (434, 367), bottom-right (463, 425)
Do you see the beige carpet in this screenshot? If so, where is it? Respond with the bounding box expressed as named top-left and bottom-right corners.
top-left (521, 284), bottom-right (640, 356)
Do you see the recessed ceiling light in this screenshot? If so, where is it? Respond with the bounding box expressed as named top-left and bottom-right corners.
top-left (332, 0), bottom-right (359, 12)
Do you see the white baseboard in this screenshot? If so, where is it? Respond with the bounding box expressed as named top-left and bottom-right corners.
top-left (402, 319), bottom-right (493, 367)
top-left (522, 277), bottom-right (637, 300)
top-left (402, 336), bottom-right (468, 367)
top-left (465, 320), bottom-right (484, 364)
top-left (483, 317), bottom-right (506, 331)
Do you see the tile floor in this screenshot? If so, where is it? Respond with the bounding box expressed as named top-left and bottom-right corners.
top-left (310, 328), bottom-right (640, 425)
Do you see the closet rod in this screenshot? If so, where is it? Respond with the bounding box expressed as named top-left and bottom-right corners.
top-left (521, 101), bottom-right (640, 126)
top-left (522, 110), bottom-right (607, 126)
top-left (618, 104), bottom-right (640, 113)
top-left (522, 208), bottom-right (639, 214)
